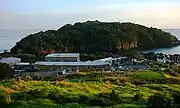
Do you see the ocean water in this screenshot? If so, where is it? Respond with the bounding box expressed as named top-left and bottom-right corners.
top-left (0, 29), bottom-right (40, 53)
top-left (0, 29), bottom-right (180, 54)
top-left (145, 29), bottom-right (180, 54)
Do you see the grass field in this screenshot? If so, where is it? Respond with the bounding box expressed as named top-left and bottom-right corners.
top-left (1, 70), bottom-right (180, 107)
top-left (0, 78), bottom-right (180, 108)
top-left (132, 71), bottom-right (164, 80)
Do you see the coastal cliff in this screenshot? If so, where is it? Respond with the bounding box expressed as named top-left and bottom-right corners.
top-left (11, 21), bottom-right (179, 55)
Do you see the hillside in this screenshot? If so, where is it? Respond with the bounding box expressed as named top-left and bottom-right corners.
top-left (1, 70), bottom-right (180, 107)
top-left (10, 21), bottom-right (179, 55)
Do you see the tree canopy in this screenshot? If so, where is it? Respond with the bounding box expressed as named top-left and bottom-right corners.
top-left (0, 63), bottom-right (13, 79)
top-left (11, 21), bottom-right (178, 55)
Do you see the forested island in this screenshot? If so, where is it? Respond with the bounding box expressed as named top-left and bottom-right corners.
top-left (11, 21), bottom-right (179, 56)
top-left (1, 21), bottom-right (180, 107)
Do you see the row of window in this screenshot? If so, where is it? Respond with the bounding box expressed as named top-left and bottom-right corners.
top-left (48, 60), bottom-right (77, 62)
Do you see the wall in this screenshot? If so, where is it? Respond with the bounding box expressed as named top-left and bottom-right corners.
top-left (45, 57), bottom-right (79, 62)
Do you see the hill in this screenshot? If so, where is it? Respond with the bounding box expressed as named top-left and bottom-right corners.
top-left (10, 21), bottom-right (179, 55)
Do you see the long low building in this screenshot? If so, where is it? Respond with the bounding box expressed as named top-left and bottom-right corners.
top-left (13, 53), bottom-right (112, 77)
top-left (35, 61), bottom-right (111, 74)
top-left (35, 61), bottom-right (110, 67)
top-left (45, 53), bottom-right (80, 62)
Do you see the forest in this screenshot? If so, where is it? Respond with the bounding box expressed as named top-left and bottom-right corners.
top-left (10, 21), bottom-right (179, 56)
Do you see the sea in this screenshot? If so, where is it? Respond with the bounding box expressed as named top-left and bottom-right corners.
top-left (0, 29), bottom-right (41, 53)
top-left (0, 29), bottom-right (180, 54)
top-left (143, 29), bottom-right (180, 54)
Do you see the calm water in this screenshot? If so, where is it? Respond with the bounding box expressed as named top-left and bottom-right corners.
top-left (144, 29), bottom-right (180, 54)
top-left (0, 29), bottom-right (41, 53)
top-left (0, 29), bottom-right (180, 54)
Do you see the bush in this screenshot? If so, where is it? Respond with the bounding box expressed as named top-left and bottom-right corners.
top-left (134, 93), bottom-right (144, 101)
top-left (112, 104), bottom-right (147, 108)
top-left (89, 96), bottom-right (111, 107)
top-left (171, 91), bottom-right (180, 107)
top-left (79, 95), bottom-right (89, 104)
top-left (47, 91), bottom-right (60, 103)
top-left (91, 89), bottom-right (121, 106)
top-left (0, 63), bottom-right (13, 79)
top-left (47, 88), bottom-right (121, 107)
top-left (9, 99), bottom-right (57, 108)
top-left (147, 92), bottom-right (173, 108)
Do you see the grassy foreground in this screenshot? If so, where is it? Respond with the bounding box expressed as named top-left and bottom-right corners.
top-left (1, 71), bottom-right (180, 108)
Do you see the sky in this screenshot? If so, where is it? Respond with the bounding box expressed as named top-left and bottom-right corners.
top-left (0, 0), bottom-right (180, 30)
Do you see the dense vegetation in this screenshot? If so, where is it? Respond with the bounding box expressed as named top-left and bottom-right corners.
top-left (1, 70), bottom-right (180, 108)
top-left (11, 21), bottom-right (178, 56)
top-left (0, 63), bottom-right (13, 79)
top-left (1, 58), bottom-right (180, 107)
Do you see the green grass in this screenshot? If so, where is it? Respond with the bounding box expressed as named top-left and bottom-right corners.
top-left (1, 70), bottom-right (180, 108)
top-left (112, 104), bottom-right (147, 108)
top-left (0, 80), bottom-right (180, 107)
top-left (132, 71), bottom-right (164, 80)
top-left (9, 99), bottom-right (87, 108)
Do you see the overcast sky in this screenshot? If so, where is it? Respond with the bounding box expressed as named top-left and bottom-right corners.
top-left (1, 0), bottom-right (180, 30)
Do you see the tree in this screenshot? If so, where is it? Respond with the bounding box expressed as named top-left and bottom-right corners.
top-left (0, 63), bottom-right (13, 79)
top-left (147, 92), bottom-right (173, 108)
top-left (10, 21), bottom-right (178, 58)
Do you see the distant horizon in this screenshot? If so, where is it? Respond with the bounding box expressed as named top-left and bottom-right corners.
top-left (0, 23), bottom-right (180, 52)
top-left (0, 28), bottom-right (180, 54)
top-left (0, 21), bottom-right (180, 31)
top-left (1, 0), bottom-right (180, 29)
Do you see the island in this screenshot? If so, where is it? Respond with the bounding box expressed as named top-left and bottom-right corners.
top-left (1, 21), bottom-right (180, 107)
top-left (10, 21), bottom-right (179, 57)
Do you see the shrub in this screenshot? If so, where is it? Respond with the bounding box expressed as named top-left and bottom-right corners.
top-left (60, 103), bottom-right (87, 108)
top-left (0, 63), bottom-right (13, 79)
top-left (9, 99), bottom-right (57, 108)
top-left (147, 92), bottom-right (173, 108)
top-left (48, 91), bottom-right (61, 103)
top-left (89, 96), bottom-right (111, 107)
top-left (32, 75), bottom-right (43, 80)
top-left (0, 86), bottom-right (15, 105)
top-left (134, 93), bottom-right (144, 101)
top-left (119, 76), bottom-right (129, 83)
top-left (157, 78), bottom-right (180, 84)
top-left (112, 104), bottom-right (147, 108)
top-left (171, 91), bottom-right (180, 107)
top-left (79, 95), bottom-right (89, 104)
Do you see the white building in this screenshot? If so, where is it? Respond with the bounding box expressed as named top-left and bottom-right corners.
top-left (92, 57), bottom-right (114, 65)
top-left (13, 62), bottom-right (37, 76)
top-left (0, 57), bottom-right (21, 65)
top-left (45, 53), bottom-right (80, 62)
top-left (13, 53), bottom-right (111, 77)
top-left (35, 61), bottom-right (111, 76)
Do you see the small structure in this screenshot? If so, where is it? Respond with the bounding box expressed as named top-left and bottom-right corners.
top-left (13, 63), bottom-right (38, 76)
top-left (92, 57), bottom-right (114, 65)
top-left (0, 57), bottom-right (21, 66)
top-left (45, 53), bottom-right (80, 62)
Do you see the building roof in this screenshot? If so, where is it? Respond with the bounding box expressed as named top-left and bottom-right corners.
top-left (46, 53), bottom-right (79, 58)
top-left (15, 63), bottom-right (30, 66)
top-left (92, 57), bottom-right (114, 62)
top-left (0, 57), bottom-right (21, 64)
top-left (35, 61), bottom-right (110, 66)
